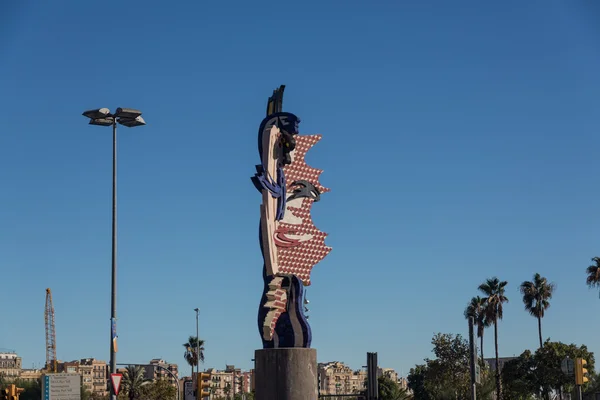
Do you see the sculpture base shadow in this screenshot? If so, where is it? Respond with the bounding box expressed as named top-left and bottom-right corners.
top-left (254, 348), bottom-right (317, 400)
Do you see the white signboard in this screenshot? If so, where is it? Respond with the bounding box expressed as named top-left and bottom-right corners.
top-left (184, 381), bottom-right (196, 400)
top-left (561, 357), bottom-right (575, 376)
top-left (43, 374), bottom-right (81, 400)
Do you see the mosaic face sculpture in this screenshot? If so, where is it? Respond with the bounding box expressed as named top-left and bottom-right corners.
top-left (251, 86), bottom-right (331, 348)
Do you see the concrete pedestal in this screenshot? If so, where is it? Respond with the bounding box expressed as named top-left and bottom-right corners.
top-left (254, 348), bottom-right (318, 400)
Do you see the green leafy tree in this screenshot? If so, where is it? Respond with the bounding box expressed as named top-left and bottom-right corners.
top-left (183, 336), bottom-right (205, 378)
top-left (232, 393), bottom-right (255, 400)
top-left (464, 296), bottom-right (490, 363)
top-left (498, 341), bottom-right (595, 399)
top-left (519, 273), bottom-right (556, 348)
top-left (501, 350), bottom-right (537, 400)
top-left (407, 365), bottom-right (431, 400)
top-left (426, 333), bottom-right (470, 399)
top-left (378, 375), bottom-right (411, 400)
top-left (479, 277), bottom-right (509, 400)
top-left (120, 365), bottom-right (150, 400)
top-left (476, 368), bottom-right (497, 400)
top-left (142, 378), bottom-right (177, 400)
top-left (224, 382), bottom-right (231, 399)
top-left (534, 340), bottom-right (595, 397)
top-left (81, 385), bottom-right (93, 400)
top-left (583, 372), bottom-right (600, 397)
top-left (407, 333), bottom-right (471, 399)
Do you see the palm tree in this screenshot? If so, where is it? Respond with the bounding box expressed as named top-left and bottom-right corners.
top-left (464, 296), bottom-right (490, 363)
top-left (479, 277), bottom-right (509, 400)
top-left (121, 365), bottom-right (149, 400)
top-left (183, 336), bottom-right (205, 378)
top-left (519, 273), bottom-right (556, 348)
top-left (586, 257), bottom-right (600, 295)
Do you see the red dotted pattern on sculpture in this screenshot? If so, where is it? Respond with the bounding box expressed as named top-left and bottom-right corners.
top-left (277, 135), bottom-right (332, 285)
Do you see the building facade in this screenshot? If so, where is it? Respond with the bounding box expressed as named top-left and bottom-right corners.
top-left (0, 352), bottom-right (22, 378)
top-left (317, 361), bottom-right (404, 396)
top-left (318, 362), bottom-right (367, 395)
top-left (379, 368), bottom-right (399, 383)
top-left (146, 359), bottom-right (179, 387)
top-left (18, 369), bottom-right (43, 382)
top-left (80, 358), bottom-right (109, 396)
top-left (201, 365), bottom-right (253, 399)
top-left (56, 358), bottom-right (108, 397)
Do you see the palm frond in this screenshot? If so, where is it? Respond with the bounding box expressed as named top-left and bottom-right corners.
top-left (586, 257), bottom-right (600, 288)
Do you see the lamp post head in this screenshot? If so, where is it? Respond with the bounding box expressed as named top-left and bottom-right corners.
top-left (83, 108), bottom-right (115, 126)
top-left (89, 118), bottom-right (115, 126)
top-left (115, 108), bottom-right (142, 119)
top-left (82, 108), bottom-right (111, 120)
top-left (83, 108), bottom-right (145, 128)
top-left (117, 115), bottom-right (146, 127)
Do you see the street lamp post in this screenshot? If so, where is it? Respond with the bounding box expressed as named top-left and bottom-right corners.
top-left (82, 108), bottom-right (146, 400)
top-left (194, 308), bottom-right (200, 381)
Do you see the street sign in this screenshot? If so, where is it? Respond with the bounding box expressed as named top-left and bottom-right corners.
top-left (43, 374), bottom-right (80, 400)
top-left (111, 374), bottom-right (123, 396)
top-left (475, 364), bottom-right (481, 384)
top-left (562, 357), bottom-right (575, 376)
top-left (184, 381), bottom-right (195, 400)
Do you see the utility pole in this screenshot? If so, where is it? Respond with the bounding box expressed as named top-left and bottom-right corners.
top-left (575, 385), bottom-right (582, 400)
top-left (366, 352), bottom-right (378, 400)
top-left (194, 308), bottom-right (200, 392)
top-left (468, 316), bottom-right (477, 400)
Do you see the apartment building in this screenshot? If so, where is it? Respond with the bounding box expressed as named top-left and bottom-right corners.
top-left (379, 368), bottom-right (399, 382)
top-left (318, 361), bottom-right (404, 396)
top-left (318, 361), bottom-right (367, 395)
top-left (0, 351), bottom-right (22, 378)
top-left (238, 371), bottom-right (252, 394)
top-left (80, 358), bottom-right (109, 396)
top-left (57, 358), bottom-right (108, 397)
top-left (202, 365), bottom-right (253, 399)
top-left (18, 369), bottom-right (43, 382)
top-left (145, 359), bottom-right (179, 386)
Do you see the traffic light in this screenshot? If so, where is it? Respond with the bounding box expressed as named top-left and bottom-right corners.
top-left (197, 373), bottom-right (211, 399)
top-left (575, 358), bottom-right (589, 385)
top-left (13, 386), bottom-right (24, 400)
top-left (5, 385), bottom-right (24, 400)
top-left (1, 387), bottom-right (9, 400)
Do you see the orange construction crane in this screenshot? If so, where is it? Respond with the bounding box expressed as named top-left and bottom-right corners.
top-left (45, 288), bottom-right (57, 373)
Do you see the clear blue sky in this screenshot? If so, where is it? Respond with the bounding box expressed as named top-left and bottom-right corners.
top-left (1, 0), bottom-right (600, 378)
